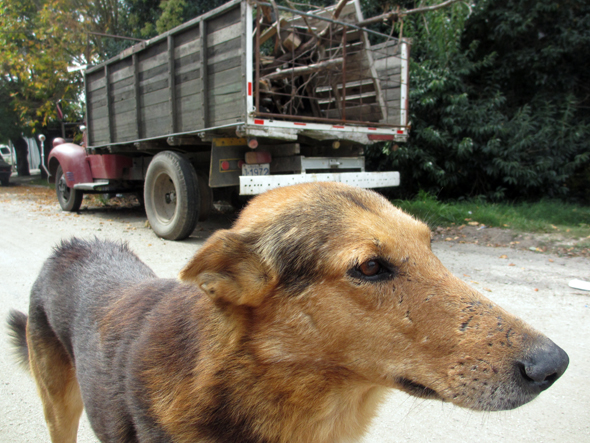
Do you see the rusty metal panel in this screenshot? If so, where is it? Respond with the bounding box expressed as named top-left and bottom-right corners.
top-left (208, 137), bottom-right (248, 187)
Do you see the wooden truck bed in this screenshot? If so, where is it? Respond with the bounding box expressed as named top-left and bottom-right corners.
top-left (84, 0), bottom-right (409, 151)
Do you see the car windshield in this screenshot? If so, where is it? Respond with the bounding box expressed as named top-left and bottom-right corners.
top-left (0, 147), bottom-right (9, 155)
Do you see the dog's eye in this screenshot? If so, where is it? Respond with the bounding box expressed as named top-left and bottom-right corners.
top-left (359, 260), bottom-right (381, 277)
top-left (349, 258), bottom-right (394, 282)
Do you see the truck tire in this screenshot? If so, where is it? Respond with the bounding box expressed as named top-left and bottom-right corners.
top-left (144, 151), bottom-right (199, 241)
top-left (56, 164), bottom-right (83, 212)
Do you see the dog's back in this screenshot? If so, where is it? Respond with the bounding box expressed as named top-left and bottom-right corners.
top-left (27, 238), bottom-right (158, 357)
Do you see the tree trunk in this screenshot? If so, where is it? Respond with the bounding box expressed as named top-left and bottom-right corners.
top-left (13, 137), bottom-right (30, 177)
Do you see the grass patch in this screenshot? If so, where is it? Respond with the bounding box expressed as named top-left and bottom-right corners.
top-left (393, 191), bottom-right (590, 237)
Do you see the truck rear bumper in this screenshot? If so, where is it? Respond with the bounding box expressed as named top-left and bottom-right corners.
top-left (239, 171), bottom-right (400, 195)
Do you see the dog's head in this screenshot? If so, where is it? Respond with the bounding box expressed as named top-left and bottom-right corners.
top-left (180, 182), bottom-right (568, 411)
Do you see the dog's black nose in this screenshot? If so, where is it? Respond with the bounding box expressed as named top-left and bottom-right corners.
top-left (517, 338), bottom-right (569, 392)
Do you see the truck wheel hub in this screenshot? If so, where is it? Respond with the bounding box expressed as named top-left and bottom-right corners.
top-left (165, 192), bottom-right (176, 204)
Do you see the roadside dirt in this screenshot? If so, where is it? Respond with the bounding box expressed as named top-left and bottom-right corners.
top-left (433, 224), bottom-right (590, 257)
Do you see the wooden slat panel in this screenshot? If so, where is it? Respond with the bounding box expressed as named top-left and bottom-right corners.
top-left (214, 116), bottom-right (245, 127)
top-left (383, 88), bottom-right (401, 102)
top-left (136, 43), bottom-right (169, 139)
top-left (111, 97), bottom-right (136, 114)
top-left (87, 73), bottom-right (106, 92)
top-left (209, 98), bottom-right (243, 126)
top-left (140, 101), bottom-right (173, 138)
top-left (210, 81), bottom-right (241, 96)
top-left (138, 41), bottom-right (168, 72)
top-left (207, 38), bottom-right (242, 65)
top-left (175, 78), bottom-right (199, 97)
top-left (110, 76), bottom-right (135, 92)
top-left (109, 60), bottom-right (134, 84)
top-left (210, 90), bottom-right (241, 107)
top-left (90, 117), bottom-right (109, 145)
top-left (207, 65), bottom-right (241, 90)
top-left (207, 34), bottom-right (240, 55)
top-left (323, 104), bottom-right (382, 122)
top-left (378, 78), bottom-right (402, 89)
top-left (176, 93), bottom-right (202, 112)
top-left (207, 5), bottom-right (240, 33)
top-left (174, 28), bottom-right (201, 130)
top-left (207, 22), bottom-right (242, 48)
top-left (207, 56), bottom-right (241, 76)
top-left (88, 91), bottom-right (107, 106)
top-left (85, 0), bottom-right (248, 143)
top-left (381, 113), bottom-right (401, 125)
top-left (375, 67), bottom-right (402, 81)
top-left (111, 86), bottom-right (135, 103)
top-left (139, 65), bottom-right (168, 86)
top-left (141, 88), bottom-right (170, 108)
top-left (177, 114), bottom-right (204, 132)
top-left (239, 0), bottom-right (247, 124)
top-left (175, 68), bottom-right (201, 86)
top-left (85, 71), bottom-right (93, 146)
top-left (374, 59), bottom-right (401, 75)
top-left (133, 53), bottom-right (141, 139)
top-left (141, 119), bottom-right (171, 139)
top-left (174, 24), bottom-right (200, 52)
top-left (168, 35), bottom-right (177, 133)
top-left (112, 125), bottom-right (137, 141)
top-left (91, 134), bottom-right (109, 146)
top-left (104, 65), bottom-right (113, 143)
top-left (112, 109), bottom-right (138, 142)
top-left (373, 42), bottom-right (404, 127)
top-left (176, 93), bottom-right (204, 132)
top-left (175, 51), bottom-right (201, 73)
top-left (112, 126), bottom-right (138, 143)
top-left (200, 19), bottom-right (209, 128)
top-left (90, 105), bottom-right (108, 120)
top-left (139, 77), bottom-right (169, 95)
top-left (91, 116), bottom-right (108, 131)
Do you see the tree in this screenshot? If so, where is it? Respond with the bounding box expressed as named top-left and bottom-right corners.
top-left (463, 0), bottom-right (590, 200)
top-left (0, 81), bottom-right (22, 144)
top-left (0, 0), bottom-right (89, 136)
top-left (368, 0), bottom-right (590, 200)
top-left (0, 0), bottom-right (151, 142)
top-left (124, 0), bottom-right (162, 38)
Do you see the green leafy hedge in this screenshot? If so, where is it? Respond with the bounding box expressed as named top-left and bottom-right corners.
top-left (367, 0), bottom-right (590, 201)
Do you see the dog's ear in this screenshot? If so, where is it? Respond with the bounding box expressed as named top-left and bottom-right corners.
top-left (179, 230), bottom-right (274, 307)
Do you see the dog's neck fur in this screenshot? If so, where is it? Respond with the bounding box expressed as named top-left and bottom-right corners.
top-left (148, 297), bottom-right (386, 443)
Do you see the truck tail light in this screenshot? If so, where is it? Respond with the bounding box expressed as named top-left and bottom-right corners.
top-left (368, 134), bottom-right (395, 141)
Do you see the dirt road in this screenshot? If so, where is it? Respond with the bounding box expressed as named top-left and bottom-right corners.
top-left (1, 181), bottom-right (588, 442)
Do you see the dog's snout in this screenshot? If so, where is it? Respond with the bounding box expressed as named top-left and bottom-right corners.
top-left (517, 339), bottom-right (569, 392)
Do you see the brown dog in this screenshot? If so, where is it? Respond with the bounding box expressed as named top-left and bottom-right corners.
top-left (8, 182), bottom-right (568, 443)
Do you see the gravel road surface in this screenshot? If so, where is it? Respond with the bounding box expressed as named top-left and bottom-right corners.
top-left (1, 180), bottom-right (588, 442)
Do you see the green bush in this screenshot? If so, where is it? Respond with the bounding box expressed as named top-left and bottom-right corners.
top-left (368, 0), bottom-right (590, 201)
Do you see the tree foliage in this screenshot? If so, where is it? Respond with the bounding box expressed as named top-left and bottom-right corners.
top-left (368, 0), bottom-right (590, 200)
top-left (0, 0), bottom-right (146, 138)
top-left (0, 0), bottom-right (86, 137)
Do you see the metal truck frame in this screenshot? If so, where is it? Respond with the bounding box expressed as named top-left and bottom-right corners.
top-left (47, 0), bottom-right (411, 240)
